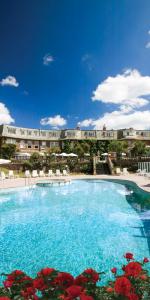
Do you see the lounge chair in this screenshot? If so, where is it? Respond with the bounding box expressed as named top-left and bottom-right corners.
top-left (0, 171), bottom-right (6, 180)
top-left (8, 170), bottom-right (15, 179)
top-left (32, 170), bottom-right (38, 178)
top-left (55, 169), bottom-right (62, 176)
top-left (115, 167), bottom-right (121, 175)
top-left (39, 170), bottom-right (45, 177)
top-left (62, 170), bottom-right (68, 176)
top-left (145, 172), bottom-right (150, 179)
top-left (47, 170), bottom-right (54, 177)
top-left (122, 168), bottom-right (129, 175)
top-left (137, 169), bottom-right (146, 176)
top-left (25, 170), bottom-right (31, 178)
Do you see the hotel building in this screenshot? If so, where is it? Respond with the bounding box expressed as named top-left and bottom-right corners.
top-left (0, 124), bottom-right (150, 152)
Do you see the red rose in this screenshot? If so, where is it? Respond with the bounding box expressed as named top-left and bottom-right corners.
top-left (66, 285), bottom-right (82, 298)
top-left (38, 267), bottom-right (55, 276)
top-left (33, 277), bottom-right (47, 291)
top-left (124, 253), bottom-right (134, 260)
top-left (125, 262), bottom-right (142, 277)
top-left (54, 272), bottom-right (74, 288)
top-left (0, 298), bottom-right (11, 300)
top-left (13, 270), bottom-right (24, 275)
top-left (128, 293), bottom-right (139, 300)
top-left (80, 294), bottom-right (94, 300)
top-left (3, 280), bottom-right (14, 288)
top-left (111, 267), bottom-right (117, 274)
top-left (114, 276), bottom-right (131, 296)
top-left (84, 268), bottom-right (99, 283)
top-left (143, 257), bottom-right (149, 263)
top-left (140, 274), bottom-right (147, 280)
top-left (74, 275), bottom-right (88, 285)
top-left (106, 287), bottom-right (113, 292)
top-left (21, 287), bottom-right (36, 297)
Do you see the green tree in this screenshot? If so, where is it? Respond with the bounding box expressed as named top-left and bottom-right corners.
top-left (74, 142), bottom-right (84, 157)
top-left (131, 141), bottom-right (146, 157)
top-left (62, 141), bottom-right (72, 153)
top-left (29, 152), bottom-right (42, 170)
top-left (96, 141), bottom-right (110, 155)
top-left (0, 143), bottom-right (16, 159)
top-left (108, 140), bottom-right (128, 154)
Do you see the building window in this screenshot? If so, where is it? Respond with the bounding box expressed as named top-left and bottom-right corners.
top-left (7, 127), bottom-right (16, 134)
top-left (27, 130), bottom-right (32, 136)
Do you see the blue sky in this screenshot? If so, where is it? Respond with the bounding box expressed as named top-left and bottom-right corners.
top-left (0, 0), bottom-right (150, 130)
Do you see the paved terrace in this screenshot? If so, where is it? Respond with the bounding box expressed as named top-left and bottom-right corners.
top-left (0, 174), bottom-right (150, 193)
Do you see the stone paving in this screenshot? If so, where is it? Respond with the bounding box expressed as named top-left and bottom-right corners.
top-left (0, 173), bottom-right (150, 192)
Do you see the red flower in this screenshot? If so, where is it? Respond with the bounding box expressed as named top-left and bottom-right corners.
top-left (125, 262), bottom-right (142, 277)
top-left (38, 267), bottom-right (55, 276)
top-left (124, 253), bottom-right (134, 260)
top-left (33, 277), bottom-right (47, 291)
top-left (143, 257), bottom-right (149, 263)
top-left (0, 298), bottom-right (11, 300)
top-left (114, 276), bottom-right (131, 296)
top-left (3, 280), bottom-right (14, 288)
top-left (140, 274), bottom-right (147, 280)
top-left (66, 285), bottom-right (82, 298)
top-left (84, 268), bottom-right (99, 283)
top-left (12, 270), bottom-right (24, 276)
top-left (128, 293), bottom-right (139, 300)
top-left (111, 267), bottom-right (117, 274)
top-left (54, 272), bottom-right (74, 288)
top-left (106, 287), bottom-right (113, 292)
top-left (74, 275), bottom-right (88, 285)
top-left (80, 294), bottom-right (94, 300)
top-left (21, 287), bottom-right (36, 297)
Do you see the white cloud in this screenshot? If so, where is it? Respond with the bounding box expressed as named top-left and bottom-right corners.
top-left (145, 42), bottom-right (150, 49)
top-left (0, 102), bottom-right (14, 124)
top-left (43, 54), bottom-right (54, 65)
top-left (78, 119), bottom-right (93, 127)
top-left (40, 115), bottom-right (67, 128)
top-left (0, 75), bottom-right (19, 87)
top-left (92, 69), bottom-right (150, 109)
top-left (78, 109), bottom-right (150, 130)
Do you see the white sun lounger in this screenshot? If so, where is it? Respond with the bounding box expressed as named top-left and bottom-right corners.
top-left (116, 167), bottom-right (121, 175)
top-left (62, 170), bottom-right (68, 176)
top-left (47, 170), bottom-right (54, 177)
top-left (55, 169), bottom-right (62, 176)
top-left (8, 170), bottom-right (15, 179)
top-left (0, 171), bottom-right (6, 180)
top-left (137, 169), bottom-right (146, 176)
top-left (25, 170), bottom-right (31, 178)
top-left (39, 170), bottom-right (45, 177)
top-left (122, 168), bottom-right (129, 175)
top-left (32, 170), bottom-right (38, 177)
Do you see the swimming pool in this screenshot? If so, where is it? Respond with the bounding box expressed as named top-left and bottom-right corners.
top-left (0, 179), bottom-right (149, 283)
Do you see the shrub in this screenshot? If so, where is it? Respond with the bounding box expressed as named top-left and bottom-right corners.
top-left (0, 253), bottom-right (149, 299)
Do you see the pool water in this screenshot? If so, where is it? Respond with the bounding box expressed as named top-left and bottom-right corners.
top-left (0, 180), bottom-right (149, 283)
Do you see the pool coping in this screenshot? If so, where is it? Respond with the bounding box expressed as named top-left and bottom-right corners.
top-left (0, 174), bottom-right (150, 194)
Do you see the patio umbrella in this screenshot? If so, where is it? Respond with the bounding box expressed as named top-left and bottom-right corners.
top-left (68, 153), bottom-right (78, 157)
top-left (84, 153), bottom-right (90, 156)
top-left (60, 153), bottom-right (69, 157)
top-left (15, 152), bottom-right (31, 157)
top-left (0, 159), bottom-right (11, 164)
top-left (102, 153), bottom-right (109, 156)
